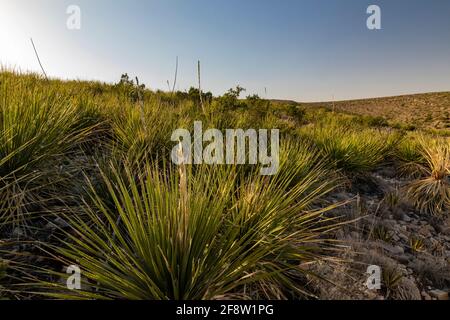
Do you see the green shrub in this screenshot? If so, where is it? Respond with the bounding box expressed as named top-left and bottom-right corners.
top-left (299, 124), bottom-right (399, 172)
top-left (32, 160), bottom-right (342, 300)
top-left (406, 138), bottom-right (450, 216)
top-left (0, 73), bottom-right (95, 225)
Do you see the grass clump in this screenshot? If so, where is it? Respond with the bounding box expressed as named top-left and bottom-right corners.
top-left (0, 73), bottom-right (95, 226)
top-left (372, 226), bottom-right (393, 243)
top-left (31, 158), bottom-right (342, 300)
top-left (382, 267), bottom-right (404, 299)
top-left (406, 138), bottom-right (450, 216)
top-left (299, 123), bottom-right (399, 173)
top-left (409, 237), bottom-right (425, 253)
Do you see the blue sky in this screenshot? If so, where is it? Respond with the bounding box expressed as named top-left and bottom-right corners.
top-left (1, 0), bottom-right (449, 101)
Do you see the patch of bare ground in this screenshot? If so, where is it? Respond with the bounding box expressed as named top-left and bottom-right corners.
top-left (307, 166), bottom-right (450, 300)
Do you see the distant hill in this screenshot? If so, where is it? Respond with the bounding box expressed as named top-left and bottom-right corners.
top-left (280, 92), bottom-right (450, 130)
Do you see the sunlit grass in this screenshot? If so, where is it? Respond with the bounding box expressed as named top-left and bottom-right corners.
top-left (298, 123), bottom-right (399, 172)
top-left (29, 159), bottom-right (343, 300)
top-left (0, 72), bottom-right (96, 226)
top-left (406, 138), bottom-right (450, 216)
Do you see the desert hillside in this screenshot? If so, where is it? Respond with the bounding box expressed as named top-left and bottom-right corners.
top-left (298, 92), bottom-right (450, 133)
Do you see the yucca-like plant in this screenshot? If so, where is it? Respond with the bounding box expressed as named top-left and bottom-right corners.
top-left (371, 225), bottom-right (393, 243)
top-left (0, 73), bottom-right (95, 225)
top-left (396, 132), bottom-right (424, 164)
top-left (383, 189), bottom-right (401, 212)
top-left (29, 153), bottom-right (342, 300)
top-left (299, 125), bottom-right (398, 172)
top-left (110, 102), bottom-right (175, 163)
top-left (382, 267), bottom-right (403, 299)
top-left (406, 138), bottom-right (450, 216)
top-left (276, 138), bottom-right (340, 195)
top-left (409, 237), bottom-right (425, 253)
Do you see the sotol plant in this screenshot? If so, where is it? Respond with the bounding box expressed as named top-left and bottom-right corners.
top-left (30, 155), bottom-right (343, 300)
top-left (299, 124), bottom-right (399, 173)
top-left (0, 73), bottom-right (95, 226)
top-left (409, 237), bottom-right (425, 253)
top-left (406, 138), bottom-right (450, 216)
top-left (382, 267), bottom-right (404, 299)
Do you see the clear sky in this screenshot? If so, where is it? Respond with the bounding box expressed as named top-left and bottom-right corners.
top-left (1, 0), bottom-right (449, 101)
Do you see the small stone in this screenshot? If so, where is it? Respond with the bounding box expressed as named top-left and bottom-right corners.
top-left (379, 242), bottom-right (404, 256)
top-left (429, 289), bottom-right (449, 300)
top-left (397, 254), bottom-right (412, 264)
top-left (394, 246), bottom-right (405, 255)
top-left (402, 214), bottom-right (412, 223)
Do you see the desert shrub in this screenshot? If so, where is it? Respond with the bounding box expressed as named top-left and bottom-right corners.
top-left (382, 267), bottom-right (404, 299)
top-left (285, 104), bottom-right (306, 123)
top-left (299, 124), bottom-right (399, 172)
top-left (111, 73), bottom-right (147, 103)
top-left (395, 133), bottom-right (425, 164)
top-left (31, 159), bottom-right (342, 300)
top-left (0, 73), bottom-right (95, 225)
top-left (409, 237), bottom-right (425, 253)
top-left (395, 123), bottom-right (417, 131)
top-left (406, 138), bottom-right (450, 216)
top-left (426, 128), bottom-right (450, 137)
top-left (362, 115), bottom-right (389, 128)
top-left (185, 87), bottom-right (213, 105)
top-left (372, 225), bottom-right (393, 243)
top-left (214, 86), bottom-right (247, 110)
top-left (109, 101), bottom-right (176, 164)
top-left (276, 138), bottom-right (340, 195)
top-left (383, 189), bottom-right (401, 212)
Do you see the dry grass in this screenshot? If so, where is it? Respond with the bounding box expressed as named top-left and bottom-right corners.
top-left (406, 138), bottom-right (450, 216)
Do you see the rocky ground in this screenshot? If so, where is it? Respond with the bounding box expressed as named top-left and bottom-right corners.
top-left (309, 166), bottom-right (450, 300)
